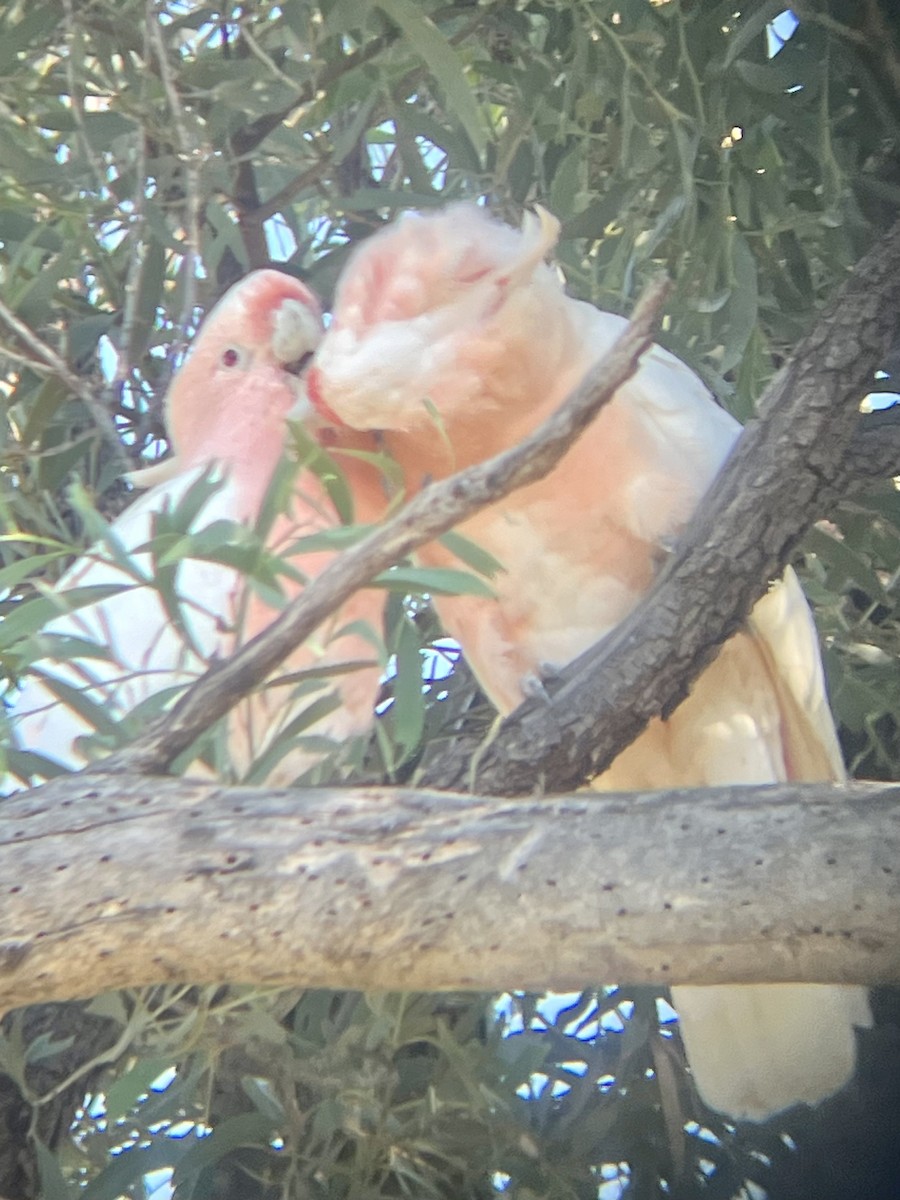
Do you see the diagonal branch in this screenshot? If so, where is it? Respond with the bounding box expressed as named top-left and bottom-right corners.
top-left (0, 298), bottom-right (129, 472)
top-left (146, 7), bottom-right (202, 347)
top-left (90, 278), bottom-right (672, 776)
top-left (419, 220), bottom-right (900, 794)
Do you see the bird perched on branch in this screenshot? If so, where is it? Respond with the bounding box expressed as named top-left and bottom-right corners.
top-left (304, 202), bottom-right (871, 1121)
top-left (10, 270), bottom-right (382, 786)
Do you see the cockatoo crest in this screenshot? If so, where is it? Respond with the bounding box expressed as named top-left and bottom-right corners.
top-left (307, 205), bottom-right (564, 435)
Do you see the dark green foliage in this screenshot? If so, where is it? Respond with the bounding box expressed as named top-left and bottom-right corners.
top-left (1, 1), bottom-right (898, 1197)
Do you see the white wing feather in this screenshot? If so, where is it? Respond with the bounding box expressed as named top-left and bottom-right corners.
top-left (11, 467), bottom-right (243, 775)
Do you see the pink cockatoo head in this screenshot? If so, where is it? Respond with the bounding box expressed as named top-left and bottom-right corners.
top-left (134, 270), bottom-right (323, 500)
top-left (306, 205), bottom-right (568, 443)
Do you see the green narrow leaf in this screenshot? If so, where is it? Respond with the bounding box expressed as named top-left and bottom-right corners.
top-left (0, 551), bottom-right (72, 592)
top-left (202, 201), bottom-right (248, 275)
top-left (128, 236), bottom-right (167, 363)
top-left (287, 424), bottom-right (357, 523)
top-left (392, 101), bottom-right (481, 173)
top-left (332, 444), bottom-right (407, 496)
top-left (154, 518), bottom-right (253, 568)
top-left (24, 1032), bottom-right (75, 1066)
top-left (719, 230), bottom-right (759, 373)
top-left (391, 103), bottom-right (444, 195)
top-left (375, 0), bottom-right (486, 159)
top-left (104, 1056), bottom-right (175, 1122)
top-left (171, 1113), bottom-right (281, 1185)
top-left (21, 377), bottom-right (69, 445)
top-left (24, 631), bottom-right (117, 667)
top-left (0, 533), bottom-right (77, 551)
top-left (438, 530), bottom-right (504, 578)
top-left (332, 94), bottom-right (379, 164)
top-left (271, 658), bottom-right (379, 687)
top-left (66, 479), bottom-right (148, 582)
top-left (722, 1), bottom-right (787, 69)
top-left (372, 565), bottom-right (496, 597)
top-left (81, 1136), bottom-right (194, 1200)
top-left (33, 672), bottom-right (125, 738)
top-left (254, 452), bottom-right (301, 539)
top-left (0, 584), bottom-right (131, 651)
top-left (549, 146), bottom-right (584, 219)
top-left (144, 563), bottom-right (205, 662)
top-left (420, 396), bottom-right (455, 465)
top-left (281, 524), bottom-right (372, 555)
top-left (242, 693), bottom-right (342, 784)
top-left (37, 433), bottom-right (98, 494)
top-left (390, 613), bottom-right (425, 755)
top-left (329, 616), bottom-right (387, 660)
top-left (34, 1141), bottom-right (72, 1200)
top-left (83, 991), bottom-right (130, 1025)
top-left (0, 1017), bottom-right (27, 1086)
top-left (0, 4), bottom-right (60, 72)
top-left (152, 465), bottom-right (227, 536)
top-left (2, 746), bottom-right (73, 783)
top-left (804, 525), bottom-right (887, 600)
top-left (241, 1074), bottom-right (288, 1122)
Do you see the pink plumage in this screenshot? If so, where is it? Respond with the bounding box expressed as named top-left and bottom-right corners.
top-left (307, 202), bottom-right (871, 1121)
top-left (11, 270), bottom-right (382, 785)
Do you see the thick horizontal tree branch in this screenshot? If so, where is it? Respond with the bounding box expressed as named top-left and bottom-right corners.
top-left (420, 220), bottom-right (900, 794)
top-left (1, 775), bottom-right (897, 1012)
top-left (91, 278), bottom-right (672, 776)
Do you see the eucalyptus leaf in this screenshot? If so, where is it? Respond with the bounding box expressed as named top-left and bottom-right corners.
top-left (372, 565), bottom-right (496, 597)
top-left (171, 1114), bottom-right (281, 1185)
top-left (375, 0), bottom-right (486, 159)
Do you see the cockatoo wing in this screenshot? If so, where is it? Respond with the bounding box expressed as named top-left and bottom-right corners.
top-left (11, 468), bottom-right (246, 774)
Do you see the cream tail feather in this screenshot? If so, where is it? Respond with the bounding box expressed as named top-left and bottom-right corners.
top-left (307, 202), bottom-right (871, 1121)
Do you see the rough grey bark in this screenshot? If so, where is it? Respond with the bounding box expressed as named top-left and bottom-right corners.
top-left (2, 775), bottom-right (898, 1012)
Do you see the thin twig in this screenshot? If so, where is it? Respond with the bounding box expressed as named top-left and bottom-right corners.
top-left (92, 276), bottom-right (672, 775)
top-left (146, 3), bottom-right (202, 346)
top-left (237, 17), bottom-right (301, 89)
top-left (61, 0), bottom-right (110, 197)
top-left (244, 160), bottom-right (332, 228)
top-left (0, 297), bottom-right (128, 471)
top-left (115, 14), bottom-right (151, 386)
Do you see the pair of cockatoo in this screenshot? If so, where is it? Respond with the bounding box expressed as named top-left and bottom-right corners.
top-left (9, 202), bottom-right (869, 1122)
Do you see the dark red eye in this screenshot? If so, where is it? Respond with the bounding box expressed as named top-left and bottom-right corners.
top-left (221, 347), bottom-right (240, 367)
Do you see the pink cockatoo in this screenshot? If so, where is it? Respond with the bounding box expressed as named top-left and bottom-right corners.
top-left (304, 202), bottom-right (871, 1122)
top-left (10, 270), bottom-right (383, 786)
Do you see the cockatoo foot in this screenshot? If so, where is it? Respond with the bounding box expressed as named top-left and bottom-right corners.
top-left (521, 666), bottom-right (561, 702)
